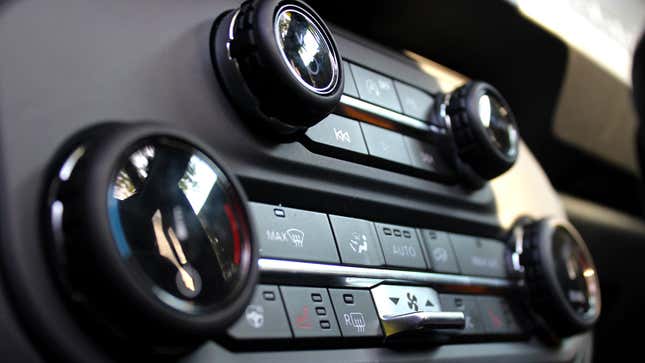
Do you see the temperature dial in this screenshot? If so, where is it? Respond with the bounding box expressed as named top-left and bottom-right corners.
top-left (44, 122), bottom-right (257, 348)
top-left (211, 0), bottom-right (343, 134)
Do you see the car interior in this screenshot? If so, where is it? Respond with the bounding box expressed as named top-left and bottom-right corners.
top-left (1, 0), bottom-right (644, 362)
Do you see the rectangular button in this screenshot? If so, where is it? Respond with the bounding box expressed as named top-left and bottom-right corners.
top-left (305, 114), bottom-right (368, 154)
top-left (350, 64), bottom-right (402, 112)
top-left (342, 61), bottom-right (359, 98)
top-left (404, 136), bottom-right (451, 175)
top-left (450, 234), bottom-right (508, 278)
top-left (394, 81), bottom-right (435, 120)
top-left (439, 294), bottom-right (485, 335)
top-left (477, 296), bottom-right (522, 335)
top-left (249, 203), bottom-right (340, 263)
top-left (360, 123), bottom-right (412, 165)
top-left (371, 285), bottom-right (441, 319)
top-left (329, 289), bottom-right (382, 337)
top-left (228, 285), bottom-right (292, 339)
top-left (329, 215), bottom-right (385, 267)
top-left (375, 223), bottom-right (426, 269)
top-left (280, 286), bottom-right (341, 338)
top-left (419, 229), bottom-right (460, 274)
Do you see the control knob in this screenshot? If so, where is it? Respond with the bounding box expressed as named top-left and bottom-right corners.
top-left (211, 0), bottom-right (343, 134)
top-left (444, 81), bottom-right (519, 183)
top-left (44, 122), bottom-right (257, 349)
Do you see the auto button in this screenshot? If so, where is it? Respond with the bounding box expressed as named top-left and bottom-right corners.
top-left (375, 223), bottom-right (426, 270)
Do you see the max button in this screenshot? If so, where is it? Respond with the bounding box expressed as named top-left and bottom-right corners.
top-left (249, 203), bottom-right (340, 264)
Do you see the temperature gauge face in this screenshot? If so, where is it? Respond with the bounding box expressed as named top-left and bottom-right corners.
top-left (274, 4), bottom-right (339, 94)
top-left (108, 137), bottom-right (252, 313)
top-left (551, 227), bottom-right (600, 319)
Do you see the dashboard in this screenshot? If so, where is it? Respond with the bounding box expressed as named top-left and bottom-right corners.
top-left (0, 1), bottom-right (610, 362)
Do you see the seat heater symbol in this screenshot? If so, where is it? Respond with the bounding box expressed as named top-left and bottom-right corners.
top-left (245, 305), bottom-right (264, 329)
top-left (349, 232), bottom-right (368, 254)
top-left (286, 228), bottom-right (304, 247)
top-left (343, 312), bottom-right (366, 333)
top-left (407, 292), bottom-right (419, 311)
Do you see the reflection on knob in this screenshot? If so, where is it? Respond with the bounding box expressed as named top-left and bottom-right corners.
top-left (515, 217), bottom-right (601, 339)
top-left (444, 81), bottom-right (519, 184)
top-left (44, 122), bottom-right (257, 349)
top-left (210, 0), bottom-right (343, 134)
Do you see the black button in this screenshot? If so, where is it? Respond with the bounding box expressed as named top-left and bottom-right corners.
top-left (343, 61), bottom-right (359, 98)
top-left (281, 286), bottom-right (341, 338)
top-left (450, 234), bottom-right (507, 278)
top-left (404, 136), bottom-right (451, 175)
top-left (419, 229), bottom-right (460, 274)
top-left (439, 294), bottom-right (485, 335)
top-left (351, 64), bottom-right (402, 112)
top-left (315, 307), bottom-right (327, 316)
top-left (329, 289), bottom-right (383, 337)
top-left (249, 203), bottom-right (340, 263)
top-left (394, 81), bottom-right (435, 121)
top-left (228, 285), bottom-right (292, 339)
top-left (361, 123), bottom-right (412, 165)
top-left (376, 223), bottom-right (427, 270)
top-left (477, 296), bottom-right (522, 335)
top-left (329, 215), bottom-right (385, 267)
top-left (305, 114), bottom-right (369, 155)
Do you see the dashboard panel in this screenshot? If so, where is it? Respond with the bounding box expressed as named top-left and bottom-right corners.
top-left (0, 1), bottom-right (602, 362)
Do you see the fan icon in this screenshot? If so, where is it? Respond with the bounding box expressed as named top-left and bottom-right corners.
top-left (407, 292), bottom-right (419, 311)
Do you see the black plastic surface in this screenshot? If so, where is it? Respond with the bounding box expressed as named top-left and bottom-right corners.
top-left (0, 0), bottom-right (593, 362)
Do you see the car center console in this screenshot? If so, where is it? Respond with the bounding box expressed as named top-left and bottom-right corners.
top-left (0, 0), bottom-right (600, 362)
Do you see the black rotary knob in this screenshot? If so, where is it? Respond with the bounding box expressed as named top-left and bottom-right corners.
top-left (520, 218), bottom-right (601, 338)
top-left (446, 81), bottom-right (519, 180)
top-left (211, 0), bottom-right (343, 134)
top-left (44, 122), bottom-right (257, 348)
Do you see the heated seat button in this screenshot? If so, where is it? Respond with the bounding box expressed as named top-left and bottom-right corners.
top-left (342, 61), bottom-right (359, 98)
top-left (361, 123), bottom-right (412, 166)
top-left (477, 296), bottom-right (522, 335)
top-left (439, 294), bottom-right (485, 335)
top-left (249, 203), bottom-right (340, 264)
top-left (329, 289), bottom-right (382, 337)
top-left (329, 215), bottom-right (385, 267)
top-left (280, 286), bottom-right (341, 338)
top-left (375, 223), bottom-right (427, 270)
top-left (351, 64), bottom-right (402, 112)
top-left (404, 136), bottom-right (451, 175)
top-left (394, 81), bottom-right (435, 121)
top-left (419, 229), bottom-right (460, 274)
top-left (450, 234), bottom-right (508, 278)
top-left (228, 285), bottom-right (292, 339)
top-left (305, 114), bottom-right (368, 154)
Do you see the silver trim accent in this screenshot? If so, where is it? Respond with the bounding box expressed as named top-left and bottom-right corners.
top-left (258, 258), bottom-right (513, 289)
top-left (340, 95), bottom-right (438, 133)
top-left (381, 311), bottom-right (465, 336)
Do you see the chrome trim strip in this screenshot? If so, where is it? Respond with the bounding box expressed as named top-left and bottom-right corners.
top-left (340, 95), bottom-right (445, 134)
top-left (259, 258), bottom-right (513, 289)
